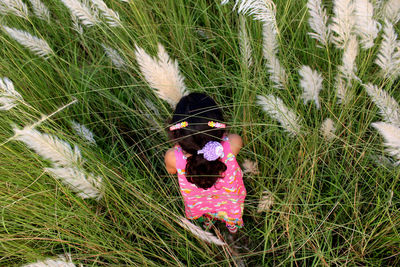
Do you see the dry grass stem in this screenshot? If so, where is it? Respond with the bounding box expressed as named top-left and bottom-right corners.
top-left (178, 217), bottom-right (225, 246)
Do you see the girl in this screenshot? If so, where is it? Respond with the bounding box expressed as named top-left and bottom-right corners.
top-left (164, 93), bottom-right (246, 234)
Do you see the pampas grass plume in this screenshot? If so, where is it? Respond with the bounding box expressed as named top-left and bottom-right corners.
top-left (239, 15), bottom-right (253, 68)
top-left (13, 126), bottom-right (83, 167)
top-left (101, 44), bottom-right (126, 69)
top-left (2, 26), bottom-right (53, 58)
top-left (262, 22), bottom-right (287, 89)
top-left (178, 217), bottom-right (225, 246)
top-left (28, 0), bottom-right (50, 22)
top-left (60, 0), bottom-right (99, 26)
top-left (242, 159), bottom-right (259, 175)
top-left (339, 35), bottom-right (359, 79)
top-left (299, 65), bottom-right (324, 109)
top-left (335, 75), bottom-right (350, 104)
top-left (23, 254), bottom-right (75, 267)
top-left (320, 118), bottom-right (337, 140)
top-left (375, 20), bottom-right (400, 79)
top-left (257, 95), bottom-right (302, 136)
top-left (383, 0), bottom-right (400, 24)
top-left (135, 43), bottom-right (187, 108)
top-left (45, 166), bottom-right (102, 199)
top-left (257, 190), bottom-right (274, 213)
top-left (372, 122), bottom-right (400, 164)
top-left (71, 121), bottom-right (96, 144)
top-left (0, 77), bottom-right (23, 111)
top-left (354, 0), bottom-right (380, 49)
top-left (71, 13), bottom-right (84, 35)
top-left (307, 0), bottom-right (330, 47)
top-left (330, 0), bottom-right (355, 49)
top-left (225, 0), bottom-right (276, 24)
top-left (364, 83), bottom-right (400, 127)
top-left (90, 0), bottom-right (121, 27)
top-left (0, 0), bottom-right (29, 19)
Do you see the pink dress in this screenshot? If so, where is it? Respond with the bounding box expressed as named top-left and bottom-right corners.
top-left (174, 135), bottom-right (246, 227)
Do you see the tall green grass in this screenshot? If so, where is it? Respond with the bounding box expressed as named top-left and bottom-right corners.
top-left (1, 0), bottom-right (399, 265)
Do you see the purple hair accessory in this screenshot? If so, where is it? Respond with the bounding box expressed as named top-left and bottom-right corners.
top-left (197, 141), bottom-right (224, 161)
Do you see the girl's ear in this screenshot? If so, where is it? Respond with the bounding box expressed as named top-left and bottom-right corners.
top-left (228, 134), bottom-right (243, 156)
top-left (164, 148), bottom-right (177, 174)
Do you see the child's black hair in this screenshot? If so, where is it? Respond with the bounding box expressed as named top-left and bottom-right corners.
top-left (168, 92), bottom-right (227, 189)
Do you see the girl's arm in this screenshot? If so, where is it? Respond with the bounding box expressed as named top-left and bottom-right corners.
top-left (228, 134), bottom-right (243, 156)
top-left (164, 148), bottom-right (177, 174)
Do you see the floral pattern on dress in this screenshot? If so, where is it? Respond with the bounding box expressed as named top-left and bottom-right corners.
top-left (174, 135), bottom-right (246, 228)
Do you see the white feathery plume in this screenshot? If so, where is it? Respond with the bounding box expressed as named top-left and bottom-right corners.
top-left (266, 54), bottom-right (287, 89)
top-left (71, 13), bottom-right (84, 35)
top-left (135, 43), bottom-right (188, 108)
top-left (375, 20), bottom-right (400, 79)
top-left (330, 0), bottom-right (355, 49)
top-left (13, 126), bottom-right (83, 167)
top-left (320, 118), bottom-right (337, 140)
top-left (0, 0), bottom-right (29, 19)
top-left (262, 19), bottom-right (278, 57)
top-left (307, 0), bottom-right (330, 47)
top-left (239, 15), bottom-right (253, 68)
top-left (45, 166), bottom-right (102, 199)
top-left (2, 26), bottom-right (53, 58)
top-left (0, 77), bottom-right (23, 111)
top-left (90, 0), bottom-right (121, 27)
top-left (299, 65), bottom-right (324, 109)
top-left (383, 0), bottom-right (400, 24)
top-left (60, 0), bottom-right (99, 27)
top-left (262, 22), bottom-right (287, 89)
top-left (242, 159), bottom-right (259, 175)
top-left (23, 254), bottom-right (75, 267)
top-left (257, 95), bottom-right (302, 136)
top-left (71, 121), bottom-right (96, 144)
top-left (364, 83), bottom-right (400, 127)
top-left (335, 74), bottom-right (350, 104)
top-left (338, 35), bottom-right (359, 79)
top-left (178, 217), bottom-right (225, 246)
top-left (223, 0), bottom-right (276, 25)
top-left (101, 44), bottom-right (126, 69)
top-left (257, 190), bottom-right (274, 213)
top-left (237, 0), bottom-right (276, 25)
top-left (354, 0), bottom-right (380, 49)
top-left (28, 0), bottom-right (50, 22)
top-left (372, 122), bottom-right (400, 164)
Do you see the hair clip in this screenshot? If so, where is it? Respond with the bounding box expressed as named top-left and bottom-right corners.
top-left (208, 121), bottom-right (226, 129)
top-left (169, 121), bottom-right (226, 131)
top-left (198, 141), bottom-right (224, 161)
top-left (169, 121), bottom-right (188, 131)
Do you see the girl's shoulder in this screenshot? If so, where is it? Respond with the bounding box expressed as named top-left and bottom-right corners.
top-left (164, 147), bottom-right (177, 174)
top-left (225, 133), bottom-right (243, 156)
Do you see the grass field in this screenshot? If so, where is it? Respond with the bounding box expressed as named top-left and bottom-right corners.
top-left (1, 0), bottom-right (399, 265)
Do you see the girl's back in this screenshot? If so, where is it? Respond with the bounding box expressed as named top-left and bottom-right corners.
top-left (165, 92), bottom-right (246, 232)
top-left (167, 133), bottom-right (246, 229)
